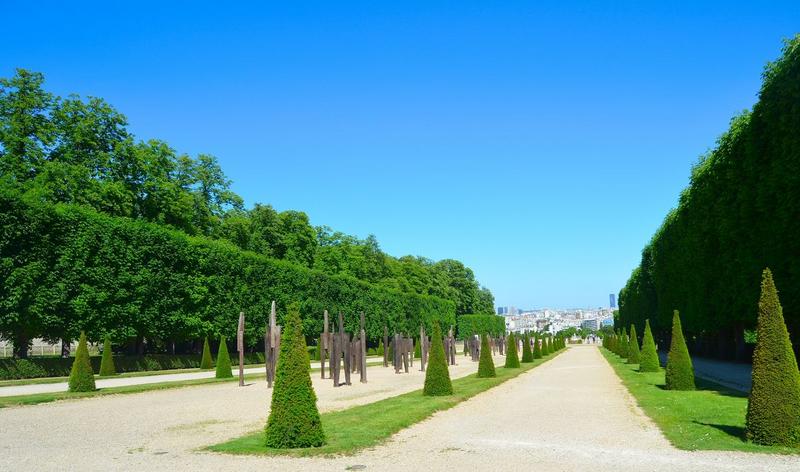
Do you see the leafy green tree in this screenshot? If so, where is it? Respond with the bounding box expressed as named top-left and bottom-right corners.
top-left (264, 302), bottom-right (325, 448)
top-left (665, 310), bottom-right (695, 390)
top-left (68, 332), bottom-right (96, 392)
top-left (423, 323), bottom-right (453, 396)
top-left (200, 337), bottom-right (213, 369)
top-left (476, 334), bottom-right (496, 378)
top-left (98, 335), bottom-right (116, 376)
top-left (504, 332), bottom-right (520, 368)
top-left (627, 324), bottom-right (640, 364)
top-left (639, 320), bottom-right (660, 372)
top-left (745, 269), bottom-right (800, 446)
top-left (215, 336), bottom-right (233, 379)
top-left (521, 332), bottom-right (533, 363)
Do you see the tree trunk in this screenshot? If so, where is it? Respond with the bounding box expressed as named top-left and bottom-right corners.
top-left (14, 334), bottom-right (30, 359)
top-left (61, 338), bottom-right (71, 358)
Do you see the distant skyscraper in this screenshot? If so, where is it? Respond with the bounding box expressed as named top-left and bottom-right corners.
top-left (609, 294), bottom-right (617, 309)
top-left (497, 306), bottom-right (508, 315)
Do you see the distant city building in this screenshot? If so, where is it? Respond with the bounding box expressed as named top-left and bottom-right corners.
top-left (609, 293), bottom-right (617, 309)
top-left (601, 317), bottom-right (614, 327)
top-left (581, 319), bottom-right (599, 331)
top-left (497, 306), bottom-right (508, 315)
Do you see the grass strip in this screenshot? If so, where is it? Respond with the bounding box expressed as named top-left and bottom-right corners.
top-left (208, 350), bottom-right (562, 457)
top-left (0, 362), bottom-right (382, 408)
top-left (600, 347), bottom-right (799, 455)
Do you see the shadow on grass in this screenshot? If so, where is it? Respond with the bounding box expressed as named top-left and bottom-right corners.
top-left (693, 421), bottom-right (746, 442)
top-left (653, 379), bottom-right (747, 399)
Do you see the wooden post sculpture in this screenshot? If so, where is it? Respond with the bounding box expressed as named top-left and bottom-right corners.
top-left (383, 325), bottom-right (389, 367)
top-left (402, 336), bottom-right (410, 373)
top-left (331, 317), bottom-right (341, 386)
top-left (393, 333), bottom-right (401, 374)
top-left (359, 312), bottom-right (367, 383)
top-left (448, 326), bottom-right (457, 365)
top-left (237, 311), bottom-right (245, 387)
top-left (339, 312), bottom-right (351, 386)
top-left (320, 310), bottom-right (330, 379)
top-left (264, 301), bottom-right (281, 388)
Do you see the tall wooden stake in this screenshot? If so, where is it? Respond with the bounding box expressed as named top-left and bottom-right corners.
top-left (237, 311), bottom-right (245, 387)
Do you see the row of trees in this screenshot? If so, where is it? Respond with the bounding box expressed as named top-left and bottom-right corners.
top-left (0, 190), bottom-right (455, 357)
top-left (0, 69), bottom-right (494, 337)
top-left (617, 36), bottom-right (800, 360)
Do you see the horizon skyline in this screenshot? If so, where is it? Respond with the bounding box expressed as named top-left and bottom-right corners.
top-left (3, 2), bottom-right (798, 308)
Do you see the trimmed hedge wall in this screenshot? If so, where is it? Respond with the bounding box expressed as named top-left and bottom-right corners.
top-left (0, 192), bottom-right (456, 353)
top-left (456, 314), bottom-right (505, 338)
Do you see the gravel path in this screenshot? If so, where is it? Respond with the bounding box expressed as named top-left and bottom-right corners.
top-left (3, 347), bottom-right (797, 471)
top-left (0, 359), bottom-right (382, 397)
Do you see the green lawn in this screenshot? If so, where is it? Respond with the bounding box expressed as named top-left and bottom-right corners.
top-left (600, 348), bottom-right (799, 455)
top-left (209, 351), bottom-right (562, 457)
top-left (0, 362), bottom-right (381, 408)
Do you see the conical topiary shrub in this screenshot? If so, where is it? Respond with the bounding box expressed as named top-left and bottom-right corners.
top-left (745, 269), bottom-right (800, 446)
top-left (215, 336), bottom-right (233, 378)
top-left (619, 331), bottom-right (629, 359)
top-left (533, 334), bottom-right (542, 359)
top-left (68, 332), bottom-right (96, 392)
top-left (521, 332), bottom-right (533, 363)
top-left (414, 338), bottom-right (421, 358)
top-left (504, 332), bottom-right (520, 368)
top-left (377, 340), bottom-right (384, 357)
top-left (200, 336), bottom-right (213, 369)
top-left (423, 323), bottom-right (453, 396)
top-left (264, 302), bottom-right (325, 448)
top-left (98, 335), bottom-right (116, 376)
top-left (627, 324), bottom-right (641, 364)
top-left (639, 320), bottom-right (660, 372)
top-left (476, 334), bottom-right (496, 378)
top-left (665, 310), bottom-right (695, 390)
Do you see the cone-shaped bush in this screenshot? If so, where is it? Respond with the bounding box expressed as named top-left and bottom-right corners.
top-left (68, 332), bottom-right (96, 392)
top-left (665, 310), bottom-right (695, 390)
top-left (264, 302), bottom-right (325, 448)
top-left (626, 325), bottom-right (641, 364)
top-left (639, 320), bottom-right (660, 372)
top-left (377, 340), bottom-right (384, 357)
top-left (619, 331), bottom-right (629, 358)
top-left (533, 334), bottom-right (542, 359)
top-left (521, 332), bottom-right (533, 363)
top-left (200, 337), bottom-right (213, 369)
top-left (414, 338), bottom-right (421, 358)
top-left (476, 334), bottom-right (496, 378)
top-left (423, 323), bottom-right (453, 396)
top-left (505, 332), bottom-right (520, 368)
top-left (215, 336), bottom-right (233, 378)
top-left (745, 269), bottom-right (800, 446)
top-left (98, 335), bottom-right (116, 376)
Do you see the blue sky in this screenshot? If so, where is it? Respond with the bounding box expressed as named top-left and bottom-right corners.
top-left (3, 1), bottom-right (799, 308)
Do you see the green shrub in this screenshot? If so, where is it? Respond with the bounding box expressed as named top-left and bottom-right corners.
top-left (533, 334), bottom-right (542, 359)
top-left (476, 334), bottom-right (496, 378)
top-left (619, 330), bottom-right (629, 358)
top-left (414, 339), bottom-right (421, 359)
top-left (520, 332), bottom-right (533, 363)
top-left (456, 314), bottom-right (506, 338)
top-left (423, 323), bottom-right (453, 396)
top-left (626, 324), bottom-right (640, 364)
top-left (264, 302), bottom-right (325, 448)
top-left (9, 359), bottom-right (47, 378)
top-left (98, 336), bottom-right (116, 376)
top-left (215, 336), bottom-right (233, 379)
top-left (639, 320), bottom-right (660, 372)
top-left (200, 337), bottom-right (213, 369)
top-left (504, 332), bottom-right (520, 368)
top-left (745, 269), bottom-right (800, 446)
top-left (68, 332), bottom-right (96, 392)
top-left (665, 310), bottom-right (695, 390)
top-left (377, 341), bottom-right (384, 357)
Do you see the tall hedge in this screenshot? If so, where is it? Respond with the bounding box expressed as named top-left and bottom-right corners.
top-left (264, 302), bottom-right (325, 448)
top-left (0, 192), bottom-right (456, 350)
top-left (504, 332), bottom-right (520, 368)
top-left (68, 332), bottom-right (95, 392)
top-left (626, 324), bottom-right (640, 364)
top-left (476, 334), bottom-right (496, 378)
top-left (200, 337), bottom-right (213, 369)
top-left (423, 323), bottom-right (453, 396)
top-left (639, 320), bottom-right (660, 372)
top-left (456, 314), bottom-right (505, 338)
top-left (617, 37), bottom-right (800, 360)
top-left (215, 336), bottom-right (233, 379)
top-left (98, 335), bottom-right (116, 376)
top-left (521, 332), bottom-right (533, 363)
top-left (745, 269), bottom-right (800, 446)
top-left (665, 310), bottom-right (695, 390)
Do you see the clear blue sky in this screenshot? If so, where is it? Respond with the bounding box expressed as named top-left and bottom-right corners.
top-left (3, 2), bottom-right (798, 309)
